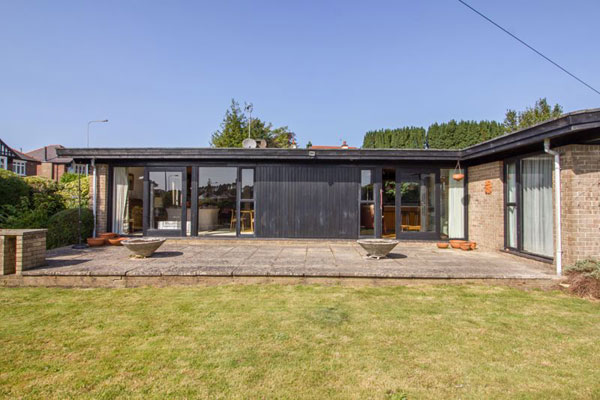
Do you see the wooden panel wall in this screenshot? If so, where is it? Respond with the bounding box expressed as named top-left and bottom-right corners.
top-left (255, 165), bottom-right (358, 238)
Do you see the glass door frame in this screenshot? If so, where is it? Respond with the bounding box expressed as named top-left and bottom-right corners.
top-left (143, 166), bottom-right (188, 237)
top-left (395, 167), bottom-right (441, 240)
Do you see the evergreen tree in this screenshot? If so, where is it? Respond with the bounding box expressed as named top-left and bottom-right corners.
top-left (362, 127), bottom-right (426, 149)
top-left (211, 99), bottom-right (297, 148)
top-left (504, 98), bottom-right (563, 133)
top-left (210, 100), bottom-right (247, 147)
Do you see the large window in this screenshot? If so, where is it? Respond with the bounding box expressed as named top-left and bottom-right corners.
top-left (0, 156), bottom-right (7, 170)
top-left (239, 168), bottom-right (255, 235)
top-left (149, 170), bottom-right (184, 231)
top-left (13, 160), bottom-right (26, 176)
top-left (359, 169), bottom-right (375, 236)
top-left (197, 167), bottom-right (237, 236)
top-left (398, 172), bottom-right (436, 233)
top-left (505, 155), bottom-right (554, 258)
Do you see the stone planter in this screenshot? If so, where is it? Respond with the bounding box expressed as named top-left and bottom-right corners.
top-left (122, 238), bottom-right (166, 258)
top-left (357, 239), bottom-right (399, 259)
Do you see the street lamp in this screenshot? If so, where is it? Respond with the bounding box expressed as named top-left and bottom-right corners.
top-left (87, 119), bottom-right (109, 148)
top-left (73, 119), bottom-right (108, 249)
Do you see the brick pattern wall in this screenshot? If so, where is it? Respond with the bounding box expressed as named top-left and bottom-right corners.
top-left (558, 144), bottom-right (600, 266)
top-left (91, 164), bottom-right (109, 235)
top-left (16, 231), bottom-right (47, 273)
top-left (467, 161), bottom-right (505, 250)
top-left (0, 230), bottom-right (47, 275)
top-left (0, 236), bottom-right (16, 275)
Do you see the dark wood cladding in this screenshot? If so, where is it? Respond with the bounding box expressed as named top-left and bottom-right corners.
top-left (256, 165), bottom-right (358, 238)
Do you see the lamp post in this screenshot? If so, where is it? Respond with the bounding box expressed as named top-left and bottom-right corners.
top-left (73, 119), bottom-right (108, 249)
top-left (72, 160), bottom-right (87, 249)
top-left (87, 119), bottom-right (108, 148)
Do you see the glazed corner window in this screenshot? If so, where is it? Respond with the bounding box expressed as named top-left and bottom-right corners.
top-left (239, 168), bottom-right (255, 234)
top-left (359, 169), bottom-right (375, 236)
top-left (360, 170), bottom-right (373, 201)
top-left (13, 160), bottom-right (26, 176)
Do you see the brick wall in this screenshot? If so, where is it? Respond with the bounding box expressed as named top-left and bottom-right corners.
top-left (37, 162), bottom-right (54, 179)
top-left (0, 229), bottom-right (47, 275)
top-left (558, 144), bottom-right (600, 266)
top-left (90, 164), bottom-right (109, 235)
top-left (467, 161), bottom-right (504, 250)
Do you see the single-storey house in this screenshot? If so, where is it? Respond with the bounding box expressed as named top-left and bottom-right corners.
top-left (59, 109), bottom-right (600, 275)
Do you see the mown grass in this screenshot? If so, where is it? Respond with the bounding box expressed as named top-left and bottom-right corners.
top-left (0, 285), bottom-right (598, 399)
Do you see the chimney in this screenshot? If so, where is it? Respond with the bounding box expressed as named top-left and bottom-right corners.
top-left (44, 146), bottom-right (48, 161)
top-left (341, 140), bottom-right (349, 149)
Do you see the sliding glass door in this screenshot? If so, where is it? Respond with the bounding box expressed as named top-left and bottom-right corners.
top-left (144, 167), bottom-right (187, 236)
top-left (505, 155), bottom-right (554, 258)
top-left (397, 170), bottom-right (439, 239)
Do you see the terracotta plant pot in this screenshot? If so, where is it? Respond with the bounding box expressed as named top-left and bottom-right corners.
top-left (436, 242), bottom-right (449, 249)
top-left (460, 242), bottom-right (472, 251)
top-left (99, 232), bottom-right (118, 239)
top-left (108, 237), bottom-right (127, 246)
top-left (470, 241), bottom-right (477, 250)
top-left (452, 173), bottom-right (464, 181)
top-left (449, 240), bottom-right (466, 249)
top-left (87, 237), bottom-right (105, 247)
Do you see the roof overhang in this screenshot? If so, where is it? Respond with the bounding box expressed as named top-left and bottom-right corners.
top-left (57, 108), bottom-right (600, 164)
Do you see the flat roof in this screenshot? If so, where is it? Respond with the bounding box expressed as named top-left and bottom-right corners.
top-left (58, 108), bottom-right (600, 163)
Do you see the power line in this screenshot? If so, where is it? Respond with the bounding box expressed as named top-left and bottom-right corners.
top-left (457, 0), bottom-right (600, 96)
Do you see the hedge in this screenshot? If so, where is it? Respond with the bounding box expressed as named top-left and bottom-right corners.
top-left (46, 208), bottom-right (93, 249)
top-left (0, 169), bottom-right (30, 207)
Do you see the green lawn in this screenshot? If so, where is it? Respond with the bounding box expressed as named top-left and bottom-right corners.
top-left (0, 285), bottom-right (598, 399)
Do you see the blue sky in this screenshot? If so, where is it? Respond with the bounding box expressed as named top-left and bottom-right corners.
top-left (1, 0), bottom-right (599, 151)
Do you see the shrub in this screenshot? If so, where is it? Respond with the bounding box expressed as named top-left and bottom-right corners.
top-left (60, 172), bottom-right (84, 184)
top-left (46, 208), bottom-right (93, 249)
top-left (0, 169), bottom-right (30, 207)
top-left (58, 177), bottom-right (89, 209)
top-left (565, 259), bottom-right (600, 299)
top-left (1, 176), bottom-right (66, 229)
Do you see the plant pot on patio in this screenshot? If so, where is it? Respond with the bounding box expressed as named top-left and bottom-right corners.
top-left (87, 237), bottom-right (105, 247)
top-left (108, 237), bottom-right (128, 246)
top-left (122, 238), bottom-right (166, 258)
top-left (436, 242), bottom-right (449, 249)
top-left (357, 239), bottom-right (399, 259)
top-left (449, 240), bottom-right (466, 249)
top-left (99, 232), bottom-right (119, 240)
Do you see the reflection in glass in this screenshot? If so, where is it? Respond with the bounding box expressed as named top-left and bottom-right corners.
top-left (198, 167), bottom-right (237, 236)
top-left (361, 170), bottom-right (373, 201)
top-left (382, 168), bottom-right (396, 238)
top-left (360, 169), bottom-right (375, 236)
top-left (241, 169), bottom-right (254, 199)
top-left (399, 173), bottom-right (435, 232)
top-left (149, 171), bottom-right (183, 230)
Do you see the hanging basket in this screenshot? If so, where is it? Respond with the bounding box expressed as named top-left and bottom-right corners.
top-left (452, 160), bottom-right (464, 181)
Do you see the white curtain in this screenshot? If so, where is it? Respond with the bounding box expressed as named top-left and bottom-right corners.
top-left (113, 167), bottom-right (129, 235)
top-left (448, 171), bottom-right (464, 238)
top-left (522, 156), bottom-right (554, 257)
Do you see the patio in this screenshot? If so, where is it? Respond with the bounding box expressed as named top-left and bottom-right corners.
top-left (7, 240), bottom-right (556, 286)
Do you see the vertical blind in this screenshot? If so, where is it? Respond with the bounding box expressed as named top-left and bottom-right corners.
top-left (521, 156), bottom-right (554, 257)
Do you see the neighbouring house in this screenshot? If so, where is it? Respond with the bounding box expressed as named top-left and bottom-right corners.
top-left (58, 109), bottom-right (600, 275)
top-left (25, 144), bottom-right (88, 182)
top-left (0, 138), bottom-right (39, 176)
